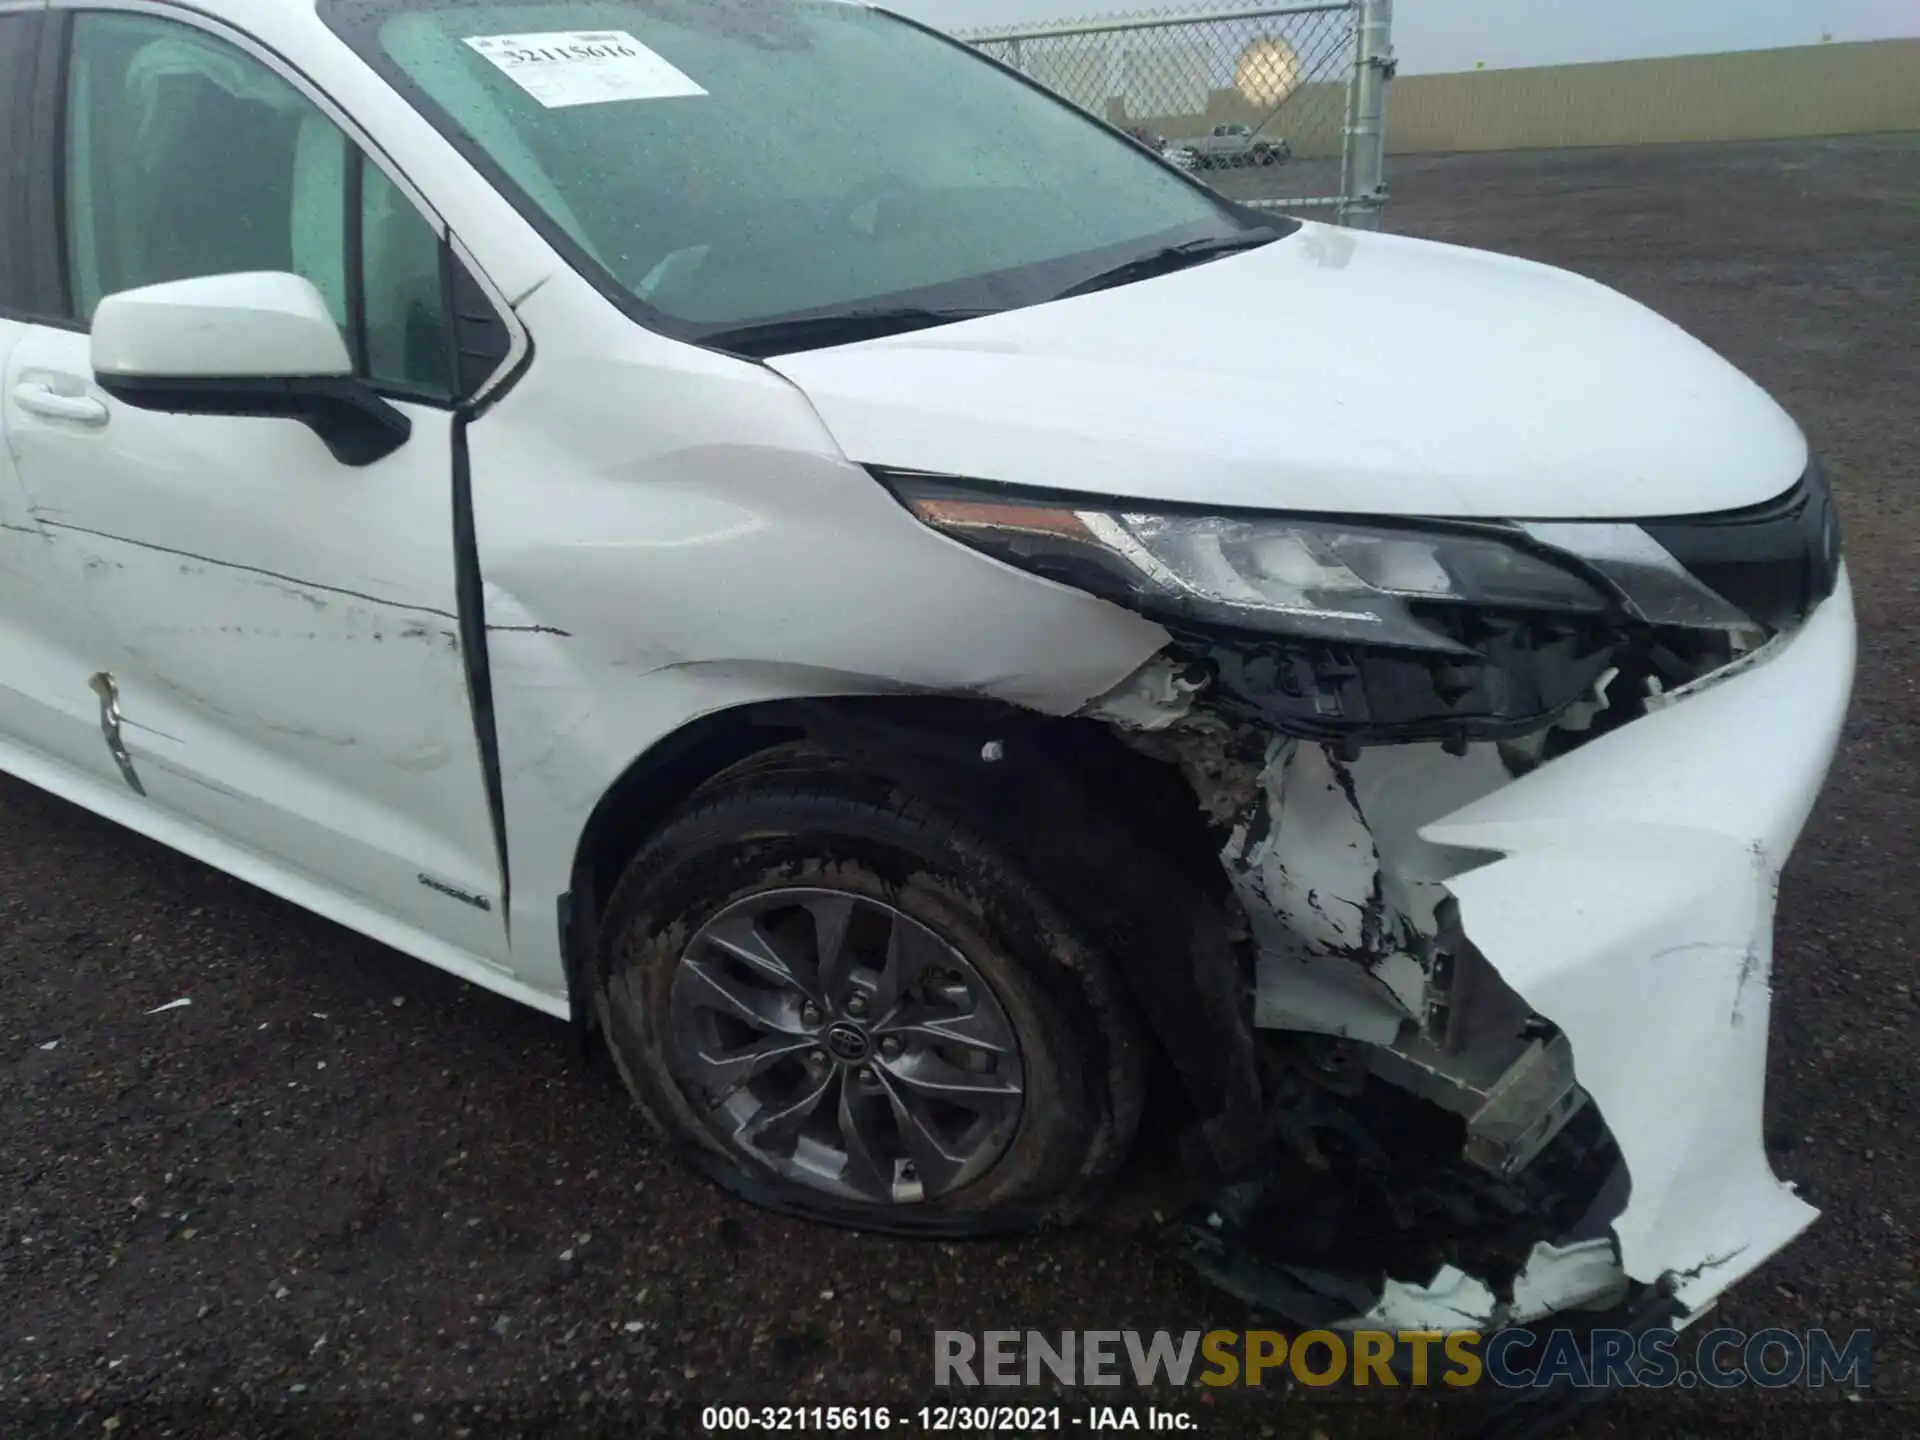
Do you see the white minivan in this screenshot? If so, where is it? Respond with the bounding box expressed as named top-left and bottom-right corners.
top-left (0, 0), bottom-right (1853, 1333)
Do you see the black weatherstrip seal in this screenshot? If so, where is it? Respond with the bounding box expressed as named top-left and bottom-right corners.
top-left (439, 205), bottom-right (541, 943)
top-left (442, 226), bottom-right (516, 936)
top-left (439, 231), bottom-right (533, 948)
top-left (449, 412), bottom-right (510, 935)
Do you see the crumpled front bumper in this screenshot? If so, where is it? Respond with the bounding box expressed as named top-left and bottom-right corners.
top-left (1163, 565), bottom-right (1858, 1331)
top-left (1406, 566), bottom-right (1856, 1322)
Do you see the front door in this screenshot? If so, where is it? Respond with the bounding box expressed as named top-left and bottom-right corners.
top-left (1, 8), bottom-right (509, 961)
top-left (0, 4), bottom-right (133, 787)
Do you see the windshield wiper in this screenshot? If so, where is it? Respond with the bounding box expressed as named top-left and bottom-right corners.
top-left (1052, 232), bottom-right (1281, 302)
top-left (702, 307), bottom-right (996, 358)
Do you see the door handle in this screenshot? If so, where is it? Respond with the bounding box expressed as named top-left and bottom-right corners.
top-left (13, 382), bottom-right (109, 427)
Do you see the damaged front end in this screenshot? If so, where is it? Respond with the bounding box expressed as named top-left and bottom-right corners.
top-left (893, 463), bottom-right (1852, 1331)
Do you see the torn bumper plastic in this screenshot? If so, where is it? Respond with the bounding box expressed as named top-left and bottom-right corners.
top-left (1186, 568), bottom-right (1855, 1330)
top-left (1413, 567), bottom-right (1855, 1320)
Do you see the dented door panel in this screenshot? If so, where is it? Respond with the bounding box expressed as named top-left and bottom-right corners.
top-left (0, 324), bottom-right (143, 784)
top-left (3, 323), bottom-right (507, 962)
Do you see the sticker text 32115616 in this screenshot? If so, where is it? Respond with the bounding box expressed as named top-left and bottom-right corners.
top-left (464, 30), bottom-right (708, 108)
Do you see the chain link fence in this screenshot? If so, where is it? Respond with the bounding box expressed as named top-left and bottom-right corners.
top-left (961, 1), bottom-right (1393, 225)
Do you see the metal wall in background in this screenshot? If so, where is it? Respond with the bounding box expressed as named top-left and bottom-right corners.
top-left (1388, 39), bottom-right (1920, 155)
top-left (963, 2), bottom-right (1397, 228)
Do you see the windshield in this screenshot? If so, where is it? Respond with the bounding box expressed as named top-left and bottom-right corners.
top-left (320, 0), bottom-right (1286, 352)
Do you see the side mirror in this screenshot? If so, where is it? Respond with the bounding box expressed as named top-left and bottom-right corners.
top-left (90, 272), bottom-right (411, 467)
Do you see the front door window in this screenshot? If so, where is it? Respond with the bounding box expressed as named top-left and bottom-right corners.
top-left (64, 12), bottom-right (452, 398)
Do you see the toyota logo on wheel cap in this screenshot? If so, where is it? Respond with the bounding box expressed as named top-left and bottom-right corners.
top-left (825, 1021), bottom-right (871, 1062)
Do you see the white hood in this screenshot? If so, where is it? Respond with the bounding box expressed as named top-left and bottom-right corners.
top-left (769, 222), bottom-right (1808, 520)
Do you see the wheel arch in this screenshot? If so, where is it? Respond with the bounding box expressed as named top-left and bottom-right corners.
top-left (565, 695), bottom-right (1080, 971)
top-left (560, 699), bottom-right (804, 1028)
top-left (560, 693), bottom-right (1266, 1174)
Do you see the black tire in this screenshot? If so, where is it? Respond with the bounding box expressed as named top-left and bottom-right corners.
top-left (593, 762), bottom-right (1145, 1233)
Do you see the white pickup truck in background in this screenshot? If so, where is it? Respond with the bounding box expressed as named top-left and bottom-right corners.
top-left (1174, 122), bottom-right (1293, 168)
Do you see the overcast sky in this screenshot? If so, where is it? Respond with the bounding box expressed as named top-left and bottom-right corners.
top-left (893, 0), bottom-right (1920, 75)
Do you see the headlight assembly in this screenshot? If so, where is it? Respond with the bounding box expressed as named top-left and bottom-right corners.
top-left (880, 469), bottom-right (1825, 746)
top-left (885, 474), bottom-right (1617, 654)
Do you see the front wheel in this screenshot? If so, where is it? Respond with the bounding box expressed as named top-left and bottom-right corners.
top-left (593, 765), bottom-right (1144, 1232)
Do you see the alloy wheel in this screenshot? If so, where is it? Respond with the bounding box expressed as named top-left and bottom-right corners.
top-left (667, 887), bottom-right (1025, 1205)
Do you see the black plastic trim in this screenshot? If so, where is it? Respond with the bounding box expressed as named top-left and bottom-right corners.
top-left (449, 412), bottom-right (511, 935)
top-left (1642, 458), bottom-right (1840, 634)
top-left (448, 255), bottom-right (515, 401)
top-left (94, 372), bottom-right (412, 466)
top-left (556, 890), bottom-right (595, 1047)
top-left (343, 148), bottom-right (371, 375)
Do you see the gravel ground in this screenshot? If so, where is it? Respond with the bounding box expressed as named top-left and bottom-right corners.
top-left (2, 134), bottom-right (1915, 1439)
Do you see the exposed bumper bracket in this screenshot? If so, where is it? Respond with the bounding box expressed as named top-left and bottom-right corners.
top-left (1462, 1034), bottom-right (1586, 1179)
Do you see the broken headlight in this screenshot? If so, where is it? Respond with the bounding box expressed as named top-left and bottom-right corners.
top-left (886, 476), bottom-right (1616, 654)
top-left (885, 468), bottom-right (1832, 746)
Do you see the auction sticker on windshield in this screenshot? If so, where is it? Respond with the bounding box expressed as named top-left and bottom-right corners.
top-left (464, 31), bottom-right (707, 108)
